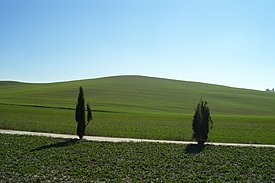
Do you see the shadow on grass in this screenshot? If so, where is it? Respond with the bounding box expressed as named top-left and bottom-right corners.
top-left (185, 144), bottom-right (205, 154)
top-left (30, 138), bottom-right (79, 152)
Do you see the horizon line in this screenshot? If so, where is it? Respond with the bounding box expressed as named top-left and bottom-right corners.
top-left (0, 74), bottom-right (265, 92)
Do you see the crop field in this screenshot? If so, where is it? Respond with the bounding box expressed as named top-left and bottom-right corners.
top-left (1, 76), bottom-right (275, 144)
top-left (0, 134), bottom-right (274, 182)
top-left (1, 104), bottom-right (275, 144)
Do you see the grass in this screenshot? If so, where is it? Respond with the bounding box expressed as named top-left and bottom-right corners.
top-left (1, 75), bottom-right (275, 115)
top-left (1, 104), bottom-right (274, 144)
top-left (0, 134), bottom-right (274, 182)
top-left (1, 75), bottom-right (275, 144)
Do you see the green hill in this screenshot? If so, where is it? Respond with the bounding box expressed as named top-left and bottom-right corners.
top-left (0, 75), bottom-right (274, 144)
top-left (1, 75), bottom-right (275, 115)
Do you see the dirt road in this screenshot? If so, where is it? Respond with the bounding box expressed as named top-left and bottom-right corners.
top-left (1, 129), bottom-right (274, 148)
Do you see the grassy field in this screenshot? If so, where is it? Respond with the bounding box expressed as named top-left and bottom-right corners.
top-left (1, 75), bottom-right (275, 144)
top-left (1, 134), bottom-right (274, 182)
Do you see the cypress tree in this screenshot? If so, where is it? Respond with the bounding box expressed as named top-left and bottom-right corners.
top-left (192, 98), bottom-right (213, 146)
top-left (86, 103), bottom-right (92, 126)
top-left (75, 86), bottom-right (93, 139)
top-left (75, 86), bottom-right (86, 139)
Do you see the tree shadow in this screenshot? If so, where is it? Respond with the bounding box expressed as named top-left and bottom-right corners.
top-left (30, 138), bottom-right (79, 152)
top-left (185, 144), bottom-right (205, 154)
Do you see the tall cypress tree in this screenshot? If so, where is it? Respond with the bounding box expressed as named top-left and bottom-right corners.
top-left (75, 86), bottom-right (93, 139)
top-left (75, 86), bottom-right (86, 139)
top-left (192, 98), bottom-right (213, 146)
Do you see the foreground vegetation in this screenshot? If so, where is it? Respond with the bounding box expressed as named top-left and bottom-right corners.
top-left (1, 76), bottom-right (275, 144)
top-left (0, 134), bottom-right (274, 182)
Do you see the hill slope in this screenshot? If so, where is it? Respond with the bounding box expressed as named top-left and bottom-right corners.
top-left (1, 75), bottom-right (275, 144)
top-left (1, 75), bottom-right (275, 116)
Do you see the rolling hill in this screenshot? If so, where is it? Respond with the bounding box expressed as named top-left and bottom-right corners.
top-left (1, 75), bottom-right (275, 116)
top-left (1, 75), bottom-right (275, 143)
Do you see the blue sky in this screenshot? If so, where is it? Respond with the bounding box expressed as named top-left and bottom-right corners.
top-left (0, 0), bottom-right (275, 90)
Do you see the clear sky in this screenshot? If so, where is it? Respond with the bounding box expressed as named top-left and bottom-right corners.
top-left (1, 0), bottom-right (275, 90)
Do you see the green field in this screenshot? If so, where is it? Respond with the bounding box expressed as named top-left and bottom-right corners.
top-left (1, 134), bottom-right (274, 182)
top-left (1, 75), bottom-right (275, 144)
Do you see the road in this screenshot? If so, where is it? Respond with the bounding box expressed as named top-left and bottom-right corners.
top-left (1, 129), bottom-right (274, 148)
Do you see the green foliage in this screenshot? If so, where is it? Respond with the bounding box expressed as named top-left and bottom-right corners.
top-left (75, 86), bottom-right (86, 139)
top-left (1, 134), bottom-right (274, 182)
top-left (75, 87), bottom-right (93, 139)
top-left (75, 86), bottom-right (85, 122)
top-left (192, 98), bottom-right (213, 145)
top-left (87, 103), bottom-right (92, 124)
